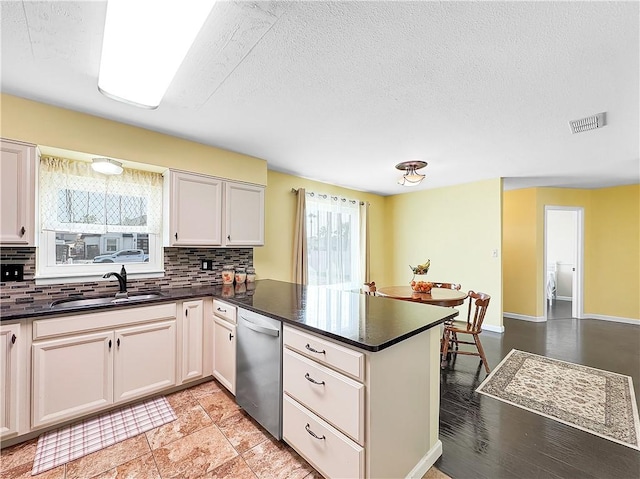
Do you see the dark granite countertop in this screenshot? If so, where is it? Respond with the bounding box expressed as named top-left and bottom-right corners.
top-left (0, 279), bottom-right (458, 352)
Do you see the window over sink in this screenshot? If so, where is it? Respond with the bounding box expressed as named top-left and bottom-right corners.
top-left (37, 155), bottom-right (164, 282)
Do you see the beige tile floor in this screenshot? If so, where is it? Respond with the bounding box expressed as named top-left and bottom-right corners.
top-left (0, 379), bottom-right (449, 479)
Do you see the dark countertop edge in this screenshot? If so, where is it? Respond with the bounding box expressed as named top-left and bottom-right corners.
top-left (0, 287), bottom-right (457, 353)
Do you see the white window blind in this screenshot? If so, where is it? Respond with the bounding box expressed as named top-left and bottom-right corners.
top-left (39, 157), bottom-right (163, 235)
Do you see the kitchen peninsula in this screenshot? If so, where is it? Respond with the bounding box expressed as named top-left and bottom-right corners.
top-left (1, 280), bottom-right (457, 478)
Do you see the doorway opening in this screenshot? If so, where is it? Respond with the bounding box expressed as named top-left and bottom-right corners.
top-left (544, 207), bottom-right (584, 320)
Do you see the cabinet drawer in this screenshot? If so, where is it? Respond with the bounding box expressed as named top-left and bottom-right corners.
top-left (33, 303), bottom-right (177, 340)
top-left (284, 348), bottom-right (364, 444)
top-left (283, 395), bottom-right (364, 479)
top-left (284, 325), bottom-right (364, 381)
top-left (213, 300), bottom-right (236, 324)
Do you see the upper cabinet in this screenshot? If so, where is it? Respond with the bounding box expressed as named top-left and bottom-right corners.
top-left (164, 170), bottom-right (223, 247)
top-left (164, 169), bottom-right (264, 248)
top-left (224, 182), bottom-right (265, 246)
top-left (0, 139), bottom-right (36, 246)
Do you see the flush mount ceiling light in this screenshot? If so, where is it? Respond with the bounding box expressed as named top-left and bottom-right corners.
top-left (98, 0), bottom-right (216, 109)
top-left (396, 160), bottom-right (428, 187)
top-left (92, 158), bottom-right (123, 175)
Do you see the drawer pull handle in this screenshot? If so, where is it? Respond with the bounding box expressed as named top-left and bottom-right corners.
top-left (305, 423), bottom-right (325, 440)
top-left (305, 372), bottom-right (325, 385)
top-left (217, 307), bottom-right (227, 313)
top-left (305, 343), bottom-right (326, 355)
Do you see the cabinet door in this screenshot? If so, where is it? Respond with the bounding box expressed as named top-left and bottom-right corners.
top-left (224, 182), bottom-right (265, 246)
top-left (0, 324), bottom-right (20, 438)
top-left (168, 171), bottom-right (222, 246)
top-left (32, 331), bottom-right (114, 428)
top-left (0, 139), bottom-right (35, 245)
top-left (181, 300), bottom-right (204, 383)
top-left (113, 321), bottom-right (176, 403)
top-left (213, 317), bottom-right (236, 394)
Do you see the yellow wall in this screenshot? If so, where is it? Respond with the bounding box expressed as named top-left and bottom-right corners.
top-left (385, 179), bottom-right (504, 329)
top-left (0, 94), bottom-right (267, 185)
top-left (588, 185), bottom-right (639, 319)
top-left (503, 185), bottom-right (639, 321)
top-left (253, 170), bottom-right (388, 283)
top-left (502, 188), bottom-right (538, 315)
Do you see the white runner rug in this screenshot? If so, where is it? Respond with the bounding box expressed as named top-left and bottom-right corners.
top-left (32, 396), bottom-right (176, 475)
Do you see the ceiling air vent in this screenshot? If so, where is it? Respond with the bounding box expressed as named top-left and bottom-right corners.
top-left (569, 112), bottom-right (606, 134)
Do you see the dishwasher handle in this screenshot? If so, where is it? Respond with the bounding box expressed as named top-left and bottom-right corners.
top-left (240, 315), bottom-right (280, 337)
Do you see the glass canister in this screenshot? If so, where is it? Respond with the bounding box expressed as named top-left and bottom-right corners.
top-left (221, 265), bottom-right (235, 285)
top-left (246, 267), bottom-right (256, 283)
top-left (235, 266), bottom-right (247, 284)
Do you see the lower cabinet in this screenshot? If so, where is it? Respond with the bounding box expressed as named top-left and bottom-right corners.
top-left (1, 322), bottom-right (22, 439)
top-left (181, 300), bottom-right (204, 383)
top-left (32, 313), bottom-right (177, 429)
top-left (213, 316), bottom-right (236, 394)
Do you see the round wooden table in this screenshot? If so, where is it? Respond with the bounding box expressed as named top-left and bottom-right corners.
top-left (377, 286), bottom-right (468, 307)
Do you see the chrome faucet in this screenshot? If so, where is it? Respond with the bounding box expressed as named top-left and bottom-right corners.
top-left (103, 265), bottom-right (128, 298)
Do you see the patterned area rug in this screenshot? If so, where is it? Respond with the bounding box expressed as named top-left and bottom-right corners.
top-left (32, 396), bottom-right (177, 475)
top-left (476, 349), bottom-right (640, 451)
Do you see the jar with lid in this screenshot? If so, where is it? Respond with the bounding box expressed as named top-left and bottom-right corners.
top-left (235, 266), bottom-right (247, 284)
top-left (221, 265), bottom-right (235, 285)
top-left (246, 267), bottom-right (256, 283)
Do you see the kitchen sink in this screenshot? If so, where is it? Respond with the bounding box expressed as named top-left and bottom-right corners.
top-left (50, 293), bottom-right (165, 309)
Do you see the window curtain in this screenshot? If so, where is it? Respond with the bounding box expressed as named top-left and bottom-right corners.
top-left (39, 157), bottom-right (163, 235)
top-left (292, 188), bottom-right (307, 284)
top-left (359, 201), bottom-right (370, 283)
top-left (306, 193), bottom-right (360, 289)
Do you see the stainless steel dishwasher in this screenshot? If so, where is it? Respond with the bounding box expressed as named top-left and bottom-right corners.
top-left (236, 308), bottom-right (283, 439)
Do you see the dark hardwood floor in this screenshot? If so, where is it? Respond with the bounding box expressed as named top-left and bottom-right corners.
top-left (436, 316), bottom-right (640, 479)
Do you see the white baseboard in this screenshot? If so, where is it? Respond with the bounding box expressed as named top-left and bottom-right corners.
top-left (585, 314), bottom-right (640, 325)
top-left (503, 312), bottom-right (545, 322)
top-left (483, 324), bottom-right (505, 333)
top-left (406, 440), bottom-right (442, 478)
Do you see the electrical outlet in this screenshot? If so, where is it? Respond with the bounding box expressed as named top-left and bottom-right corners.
top-left (201, 260), bottom-right (213, 270)
top-left (1, 264), bottom-right (24, 282)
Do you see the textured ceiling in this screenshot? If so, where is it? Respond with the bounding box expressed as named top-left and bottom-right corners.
top-left (1, 1), bottom-right (638, 195)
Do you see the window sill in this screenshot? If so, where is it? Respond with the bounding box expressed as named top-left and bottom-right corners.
top-left (35, 269), bottom-right (165, 286)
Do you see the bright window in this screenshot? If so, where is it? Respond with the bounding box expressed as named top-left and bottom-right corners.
top-left (37, 156), bottom-right (164, 282)
top-left (305, 194), bottom-right (360, 289)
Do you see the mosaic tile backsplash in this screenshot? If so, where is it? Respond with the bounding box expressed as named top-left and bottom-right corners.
top-left (0, 247), bottom-right (253, 306)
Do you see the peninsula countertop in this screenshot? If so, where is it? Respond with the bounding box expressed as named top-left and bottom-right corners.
top-left (0, 279), bottom-right (458, 352)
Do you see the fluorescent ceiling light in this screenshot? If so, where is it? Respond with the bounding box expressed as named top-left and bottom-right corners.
top-left (92, 158), bottom-right (123, 175)
top-left (98, 0), bottom-right (216, 109)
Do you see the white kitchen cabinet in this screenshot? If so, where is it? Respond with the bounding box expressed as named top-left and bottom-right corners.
top-left (224, 182), bottom-right (265, 246)
top-left (32, 331), bottom-right (114, 428)
top-left (113, 321), bottom-right (176, 403)
top-left (180, 299), bottom-right (204, 383)
top-left (283, 324), bottom-right (442, 479)
top-left (164, 170), bottom-right (223, 246)
top-left (1, 323), bottom-right (22, 439)
top-left (31, 304), bottom-right (177, 428)
top-left (0, 138), bottom-right (36, 245)
top-left (213, 300), bottom-right (237, 394)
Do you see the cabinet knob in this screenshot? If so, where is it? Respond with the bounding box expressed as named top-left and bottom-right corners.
top-left (11, 334), bottom-right (16, 344)
top-left (108, 339), bottom-right (112, 349)
top-left (185, 309), bottom-right (188, 316)
top-left (229, 332), bottom-right (234, 340)
top-left (227, 235), bottom-right (231, 241)
top-left (175, 232), bottom-right (178, 240)
top-left (305, 423), bottom-right (326, 440)
top-left (117, 338), bottom-right (121, 347)
top-left (304, 372), bottom-right (325, 385)
top-left (20, 226), bottom-right (26, 236)
top-left (305, 343), bottom-right (326, 355)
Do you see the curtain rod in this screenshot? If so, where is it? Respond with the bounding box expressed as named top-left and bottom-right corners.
top-left (291, 188), bottom-right (368, 206)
